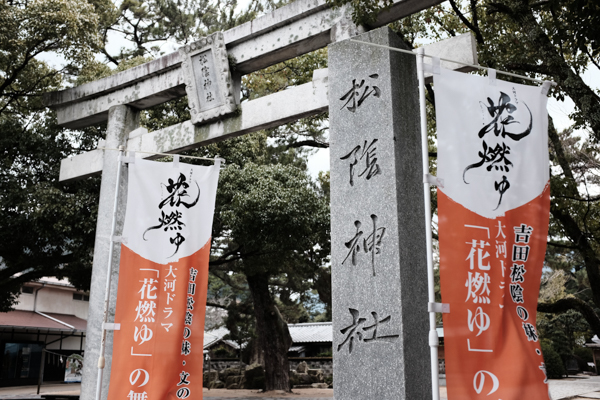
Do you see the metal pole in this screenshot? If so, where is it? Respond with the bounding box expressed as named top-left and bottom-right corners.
top-left (207, 354), bottom-right (211, 390)
top-left (37, 349), bottom-right (46, 394)
top-left (95, 147), bottom-right (125, 400)
top-left (417, 47), bottom-right (441, 400)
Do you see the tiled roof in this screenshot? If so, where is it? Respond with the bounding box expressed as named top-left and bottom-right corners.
top-left (288, 322), bottom-right (332, 343)
top-left (204, 322), bottom-right (334, 349)
top-left (204, 326), bottom-right (240, 349)
top-left (0, 310), bottom-right (86, 332)
top-left (44, 312), bottom-right (87, 331)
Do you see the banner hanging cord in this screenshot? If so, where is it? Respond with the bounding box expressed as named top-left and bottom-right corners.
top-left (97, 146), bottom-right (225, 163)
top-left (43, 349), bottom-right (70, 358)
top-left (349, 39), bottom-right (557, 87)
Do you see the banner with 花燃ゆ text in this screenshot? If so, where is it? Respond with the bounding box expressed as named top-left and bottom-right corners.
top-left (108, 158), bottom-right (220, 400)
top-left (435, 68), bottom-right (551, 399)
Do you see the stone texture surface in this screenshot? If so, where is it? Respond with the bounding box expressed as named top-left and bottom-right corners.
top-left (61, 29), bottom-right (479, 182)
top-left (45, 0), bottom-right (445, 129)
top-left (329, 27), bottom-right (430, 400)
top-left (289, 360), bottom-right (333, 378)
top-left (80, 105), bottom-right (139, 400)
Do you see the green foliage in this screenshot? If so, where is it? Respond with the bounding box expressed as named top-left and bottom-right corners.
top-left (573, 346), bottom-right (594, 364)
top-left (217, 162), bottom-right (329, 272)
top-left (141, 97), bottom-right (191, 131)
top-left (243, 49), bottom-right (329, 151)
top-left (0, 113), bottom-right (103, 309)
top-left (212, 345), bottom-right (237, 358)
top-left (0, 0), bottom-right (101, 115)
top-left (0, 8), bottom-right (107, 303)
top-left (0, 0), bottom-right (272, 311)
top-left (538, 307), bottom-right (593, 361)
top-left (99, 0), bottom-right (265, 64)
top-left (541, 340), bottom-right (567, 379)
top-left (325, 0), bottom-right (393, 25)
top-left (276, 296), bottom-right (310, 324)
top-left (316, 348), bottom-right (333, 357)
top-left (222, 280), bottom-right (256, 352)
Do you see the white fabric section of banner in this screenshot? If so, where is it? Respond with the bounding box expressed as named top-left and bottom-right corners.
top-left (123, 158), bottom-right (220, 264)
top-left (435, 67), bottom-right (549, 218)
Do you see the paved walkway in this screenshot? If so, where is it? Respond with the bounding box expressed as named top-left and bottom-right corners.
top-left (1, 376), bottom-right (600, 399)
top-left (0, 383), bottom-right (80, 399)
top-left (548, 376), bottom-right (600, 400)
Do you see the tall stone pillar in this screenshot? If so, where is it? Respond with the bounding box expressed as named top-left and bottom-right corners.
top-left (329, 27), bottom-right (432, 399)
top-left (81, 105), bottom-right (139, 400)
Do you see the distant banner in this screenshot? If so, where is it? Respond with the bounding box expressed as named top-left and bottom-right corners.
top-left (108, 158), bottom-right (220, 400)
top-left (435, 68), bottom-right (551, 399)
top-left (64, 354), bottom-right (83, 383)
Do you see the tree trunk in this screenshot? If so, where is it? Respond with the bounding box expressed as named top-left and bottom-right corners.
top-left (246, 272), bottom-right (292, 391)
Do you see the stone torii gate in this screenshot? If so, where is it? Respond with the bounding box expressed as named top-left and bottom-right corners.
top-left (44, 1), bottom-right (477, 399)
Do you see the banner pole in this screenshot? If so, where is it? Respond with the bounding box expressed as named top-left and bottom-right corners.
top-left (95, 146), bottom-right (125, 400)
top-left (416, 47), bottom-right (441, 400)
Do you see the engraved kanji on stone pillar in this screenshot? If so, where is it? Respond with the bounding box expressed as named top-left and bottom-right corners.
top-left (329, 27), bottom-right (431, 400)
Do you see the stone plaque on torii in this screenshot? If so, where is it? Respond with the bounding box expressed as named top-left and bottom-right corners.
top-left (43, 1), bottom-right (478, 399)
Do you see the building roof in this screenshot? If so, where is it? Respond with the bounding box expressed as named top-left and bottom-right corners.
top-left (288, 322), bottom-right (332, 343)
top-left (0, 310), bottom-right (86, 332)
top-left (203, 323), bottom-right (441, 348)
top-left (204, 326), bottom-right (240, 350)
top-left (586, 335), bottom-right (600, 348)
top-left (204, 322), bottom-right (335, 350)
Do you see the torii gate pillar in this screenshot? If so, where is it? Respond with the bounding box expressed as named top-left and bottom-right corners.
top-left (329, 27), bottom-right (431, 399)
top-left (81, 105), bottom-right (139, 400)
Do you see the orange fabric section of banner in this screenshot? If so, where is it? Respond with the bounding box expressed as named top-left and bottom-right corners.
top-left (107, 242), bottom-right (210, 400)
top-left (439, 184), bottom-right (550, 399)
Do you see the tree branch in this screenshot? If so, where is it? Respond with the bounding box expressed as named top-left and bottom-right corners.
top-left (487, 2), bottom-right (514, 16)
top-left (504, 62), bottom-right (552, 76)
top-left (553, 194), bottom-right (600, 202)
top-left (583, 47), bottom-right (600, 71)
top-left (547, 241), bottom-right (577, 250)
top-left (210, 271), bottom-right (246, 292)
top-left (206, 301), bottom-right (228, 310)
top-left (287, 140), bottom-right (329, 149)
top-left (538, 297), bottom-right (600, 336)
top-left (449, 0), bottom-right (485, 44)
top-left (530, 0), bottom-right (550, 7)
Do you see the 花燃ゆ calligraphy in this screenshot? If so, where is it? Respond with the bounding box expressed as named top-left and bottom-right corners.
top-left (143, 172), bottom-right (200, 257)
top-left (463, 91), bottom-right (533, 209)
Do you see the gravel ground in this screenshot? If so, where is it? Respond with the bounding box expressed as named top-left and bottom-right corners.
top-left (1, 376), bottom-right (600, 400)
top-left (547, 376), bottom-right (600, 400)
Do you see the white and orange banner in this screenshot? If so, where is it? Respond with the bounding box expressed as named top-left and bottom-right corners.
top-left (108, 158), bottom-right (220, 400)
top-left (435, 68), bottom-right (551, 399)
